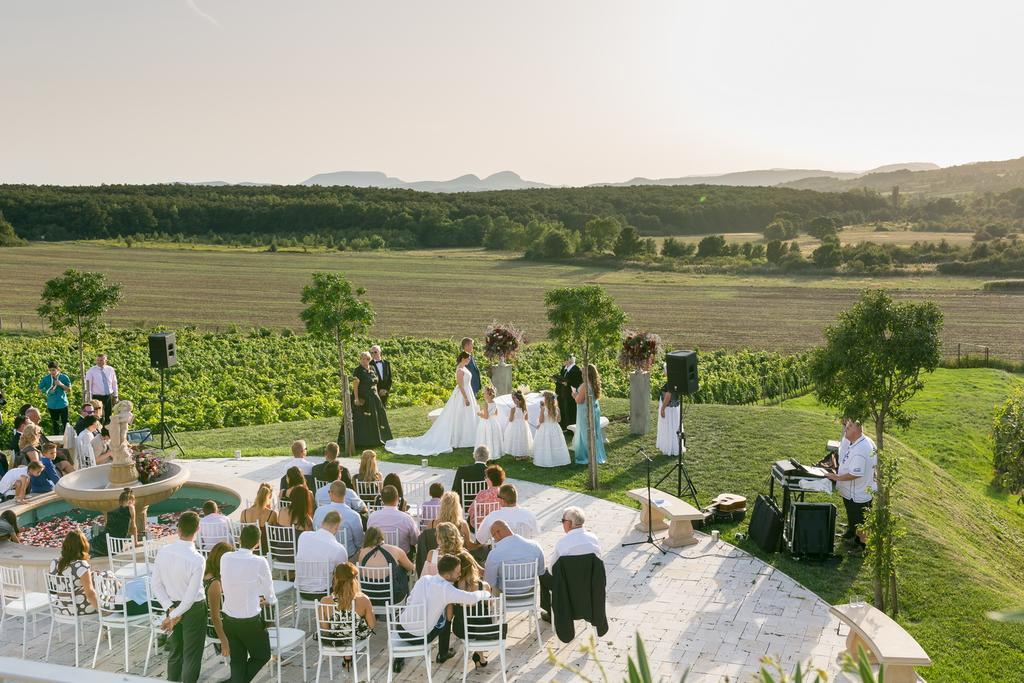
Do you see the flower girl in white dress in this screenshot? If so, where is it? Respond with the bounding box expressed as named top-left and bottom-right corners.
top-left (502, 389), bottom-right (533, 460)
top-left (533, 390), bottom-right (571, 468)
top-left (475, 386), bottom-right (504, 461)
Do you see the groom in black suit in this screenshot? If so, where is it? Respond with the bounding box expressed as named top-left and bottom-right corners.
top-left (461, 337), bottom-right (482, 397)
top-left (369, 345), bottom-right (393, 407)
top-left (556, 355), bottom-right (584, 430)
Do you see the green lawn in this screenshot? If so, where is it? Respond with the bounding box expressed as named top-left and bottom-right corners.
top-left (177, 368), bottom-right (1024, 681)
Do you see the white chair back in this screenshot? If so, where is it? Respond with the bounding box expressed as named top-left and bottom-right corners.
top-left (461, 480), bottom-right (488, 512)
top-left (403, 481), bottom-right (426, 515)
top-left (382, 528), bottom-right (400, 547)
top-left (357, 564), bottom-right (395, 617)
top-left (294, 560), bottom-right (331, 595)
top-left (262, 598), bottom-right (308, 682)
top-left (314, 600), bottom-right (372, 681)
top-left (355, 480), bottom-right (380, 501)
top-left (266, 525), bottom-right (297, 572)
top-left (500, 560), bottom-right (543, 647)
top-left (45, 571), bottom-right (97, 668)
top-left (471, 501), bottom-right (501, 527)
top-left (419, 503), bottom-right (439, 530)
top-left (385, 603), bottom-right (432, 666)
top-left (313, 478), bottom-right (329, 494)
top-left (197, 521), bottom-right (233, 551)
top-left (278, 498), bottom-right (291, 511)
top-left (333, 526), bottom-right (348, 550)
top-left (0, 565), bottom-right (49, 659)
top-left (107, 535), bottom-right (136, 571)
top-left (511, 522), bottom-right (536, 539)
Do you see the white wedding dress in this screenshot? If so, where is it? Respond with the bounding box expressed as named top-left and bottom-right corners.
top-left (385, 367), bottom-right (478, 456)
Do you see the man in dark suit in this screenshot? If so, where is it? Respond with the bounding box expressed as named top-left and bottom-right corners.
top-left (452, 445), bottom-right (489, 511)
top-left (369, 345), bottom-right (393, 407)
top-left (311, 441), bottom-right (352, 485)
top-left (9, 415), bottom-right (26, 468)
top-left (556, 355), bottom-right (584, 430)
top-left (461, 337), bottom-right (481, 397)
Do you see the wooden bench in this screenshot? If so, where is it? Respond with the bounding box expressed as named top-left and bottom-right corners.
top-left (829, 603), bottom-right (931, 683)
top-left (567, 417), bottom-right (611, 443)
top-left (626, 487), bottom-right (705, 548)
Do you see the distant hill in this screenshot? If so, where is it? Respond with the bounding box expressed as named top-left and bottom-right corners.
top-left (302, 170), bottom-right (550, 192)
top-left (594, 163), bottom-right (938, 188)
top-left (781, 157), bottom-right (1024, 195)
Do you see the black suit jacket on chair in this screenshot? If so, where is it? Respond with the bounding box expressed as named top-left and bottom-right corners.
top-left (452, 461), bottom-right (487, 508)
top-left (551, 553), bottom-right (608, 643)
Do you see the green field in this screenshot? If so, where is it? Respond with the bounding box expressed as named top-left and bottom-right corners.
top-left (2, 242), bottom-right (1023, 360)
top-left (655, 224), bottom-right (978, 253)
top-left (177, 367), bottom-right (1024, 682)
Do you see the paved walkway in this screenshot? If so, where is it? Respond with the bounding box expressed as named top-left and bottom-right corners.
top-left (0, 455), bottom-right (849, 682)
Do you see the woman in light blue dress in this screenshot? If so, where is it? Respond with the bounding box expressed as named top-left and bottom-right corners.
top-left (572, 364), bottom-right (606, 465)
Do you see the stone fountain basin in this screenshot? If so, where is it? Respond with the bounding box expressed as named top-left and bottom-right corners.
top-left (55, 462), bottom-right (190, 512)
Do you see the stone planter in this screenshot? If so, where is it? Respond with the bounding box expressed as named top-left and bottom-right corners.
top-left (629, 371), bottom-right (651, 435)
top-left (491, 361), bottom-right (513, 396)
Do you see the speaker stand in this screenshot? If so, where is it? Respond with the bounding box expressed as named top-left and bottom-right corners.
top-left (154, 367), bottom-right (184, 456)
top-left (656, 402), bottom-right (699, 508)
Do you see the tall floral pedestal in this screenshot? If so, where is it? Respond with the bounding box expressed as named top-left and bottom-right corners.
top-left (629, 371), bottom-right (651, 435)
top-left (491, 362), bottom-right (513, 397)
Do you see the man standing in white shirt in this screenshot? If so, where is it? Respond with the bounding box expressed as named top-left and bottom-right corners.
top-left (288, 439), bottom-right (313, 476)
top-left (84, 354), bottom-right (118, 425)
top-left (221, 525), bottom-right (277, 683)
top-left (826, 420), bottom-right (876, 553)
top-left (295, 511), bottom-right (348, 599)
top-left (394, 553), bottom-right (490, 673)
top-left (151, 511), bottom-right (207, 683)
top-left (475, 484), bottom-right (540, 543)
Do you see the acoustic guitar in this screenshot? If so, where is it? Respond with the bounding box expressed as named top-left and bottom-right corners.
top-left (708, 493), bottom-right (747, 512)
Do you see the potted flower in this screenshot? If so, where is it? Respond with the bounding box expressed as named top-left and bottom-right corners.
top-left (483, 322), bottom-right (525, 396)
top-left (619, 330), bottom-right (662, 434)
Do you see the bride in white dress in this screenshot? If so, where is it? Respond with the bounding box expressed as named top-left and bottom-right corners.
top-left (385, 352), bottom-right (478, 456)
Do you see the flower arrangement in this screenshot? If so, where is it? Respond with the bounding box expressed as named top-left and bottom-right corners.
top-left (132, 447), bottom-right (168, 484)
top-left (482, 322), bottom-right (526, 363)
top-left (618, 330), bottom-right (662, 373)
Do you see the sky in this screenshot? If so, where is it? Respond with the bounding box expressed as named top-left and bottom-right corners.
top-left (2, 0), bottom-right (1023, 186)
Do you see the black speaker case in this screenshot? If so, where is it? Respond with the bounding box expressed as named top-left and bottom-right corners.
top-left (785, 502), bottom-right (837, 558)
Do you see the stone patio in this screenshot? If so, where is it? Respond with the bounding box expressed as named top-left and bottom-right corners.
top-left (0, 455), bottom-right (851, 682)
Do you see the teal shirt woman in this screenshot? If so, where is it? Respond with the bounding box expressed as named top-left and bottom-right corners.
top-left (38, 362), bottom-right (72, 434)
top-left (572, 364), bottom-right (607, 466)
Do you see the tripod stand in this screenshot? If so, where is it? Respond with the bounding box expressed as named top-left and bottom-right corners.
top-left (154, 367), bottom-right (184, 455)
top-left (656, 402), bottom-right (699, 507)
top-left (622, 446), bottom-right (666, 553)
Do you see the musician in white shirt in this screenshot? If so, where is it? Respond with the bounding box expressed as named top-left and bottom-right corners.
top-left (151, 512), bottom-right (207, 683)
top-left (825, 420), bottom-right (876, 551)
top-left (84, 354), bottom-right (118, 424)
top-left (220, 525), bottom-right (277, 682)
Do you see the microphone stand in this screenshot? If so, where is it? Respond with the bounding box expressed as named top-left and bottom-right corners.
top-left (622, 446), bottom-right (666, 553)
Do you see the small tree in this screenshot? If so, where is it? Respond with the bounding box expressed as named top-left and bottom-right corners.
top-left (810, 289), bottom-right (942, 611)
top-left (696, 235), bottom-right (726, 258)
top-left (993, 386), bottom-right (1024, 503)
top-left (613, 226), bottom-right (643, 258)
top-left (545, 285), bottom-right (627, 489)
top-left (37, 270), bottom-right (123, 397)
top-left (581, 217), bottom-right (621, 253)
top-left (300, 272), bottom-right (375, 457)
top-left (0, 211), bottom-right (25, 247)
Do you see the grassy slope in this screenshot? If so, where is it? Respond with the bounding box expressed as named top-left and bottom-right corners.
top-left (177, 368), bottom-right (1024, 681)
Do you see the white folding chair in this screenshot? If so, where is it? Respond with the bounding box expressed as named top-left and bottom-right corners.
top-left (45, 572), bottom-right (99, 668)
top-left (419, 504), bottom-right (439, 531)
top-left (278, 498), bottom-right (292, 511)
top-left (500, 561), bottom-right (542, 647)
top-left (0, 565), bottom-right (50, 658)
top-left (294, 559), bottom-right (331, 629)
top-left (385, 602), bottom-right (432, 683)
top-left (197, 521), bottom-right (233, 552)
top-left (510, 522), bottom-right (536, 540)
top-left (232, 520), bottom-right (264, 554)
top-left (458, 596), bottom-right (507, 683)
top-left (403, 481), bottom-right (426, 516)
top-left (142, 577), bottom-right (168, 676)
top-left (461, 480), bottom-right (488, 515)
top-left (382, 528), bottom-right (400, 547)
top-left (264, 598), bottom-right (307, 683)
top-left (266, 524), bottom-right (297, 576)
top-left (364, 502), bottom-right (383, 515)
top-left (108, 536), bottom-right (147, 578)
top-left (358, 564), bottom-right (397, 619)
top-left (333, 525), bottom-right (349, 551)
top-left (314, 601), bottom-right (371, 683)
top-left (470, 501), bottom-right (500, 531)
top-left (204, 591), bottom-right (230, 676)
top-left (91, 575), bottom-right (149, 673)
top-left (355, 480), bottom-right (380, 503)
top-left (313, 478), bottom-right (329, 495)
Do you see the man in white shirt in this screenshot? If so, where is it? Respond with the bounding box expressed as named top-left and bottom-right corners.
top-left (312, 481), bottom-right (364, 556)
top-left (826, 420), bottom-right (876, 552)
top-left (221, 525), bottom-right (277, 683)
top-left (84, 354), bottom-right (118, 425)
top-left (0, 463), bottom-right (38, 502)
top-left (551, 505), bottom-right (601, 565)
top-left (151, 511), bottom-right (207, 683)
top-left (475, 484), bottom-right (540, 543)
top-left (394, 553), bottom-right (490, 673)
top-left (367, 484), bottom-right (419, 553)
top-left (288, 439), bottom-right (313, 476)
top-left (197, 500), bottom-right (232, 550)
top-left (295, 511), bottom-right (348, 598)
top-left (75, 416), bottom-right (101, 468)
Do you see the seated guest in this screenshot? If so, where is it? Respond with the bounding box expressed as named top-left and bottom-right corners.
top-left (484, 520), bottom-right (546, 594)
top-left (312, 480), bottom-right (364, 556)
top-left (198, 500), bottom-right (233, 550)
top-left (475, 484), bottom-right (540, 543)
top-left (314, 461), bottom-right (366, 513)
top-left (281, 466), bottom-right (314, 512)
top-left (221, 524), bottom-right (277, 683)
top-left (27, 448), bottom-right (59, 494)
top-left (203, 542), bottom-right (233, 658)
top-left (239, 482), bottom-right (278, 549)
top-left (295, 511), bottom-right (348, 600)
top-left (373, 472), bottom-right (409, 512)
top-left (420, 521), bottom-right (466, 576)
top-left (288, 439), bottom-right (314, 476)
top-left (450, 551), bottom-right (498, 666)
top-left (356, 526), bottom-right (414, 606)
top-left (420, 482), bottom-right (444, 523)
top-left (0, 462), bottom-right (40, 502)
top-left (73, 403), bottom-right (97, 434)
top-left (94, 428), bottom-right (112, 465)
top-left (16, 423), bottom-right (42, 467)
top-left (468, 465), bottom-right (505, 529)
top-left (551, 505), bottom-right (601, 564)
top-left (366, 485), bottom-right (419, 555)
top-left (0, 510), bottom-right (21, 543)
top-left (429, 491), bottom-right (480, 554)
top-left (317, 563), bottom-right (376, 657)
top-left (277, 486), bottom-right (315, 559)
top-left (49, 530), bottom-right (100, 616)
top-left (40, 441), bottom-right (72, 478)
top-left (393, 554), bottom-right (491, 673)
top-left (90, 488), bottom-right (138, 557)
top-left (75, 416), bottom-right (102, 468)
top-left (452, 446), bottom-right (489, 510)
top-left (311, 441), bottom-right (351, 484)
top-left (352, 450), bottom-right (383, 504)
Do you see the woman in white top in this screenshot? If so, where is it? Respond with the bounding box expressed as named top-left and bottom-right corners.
top-left (532, 391), bottom-right (571, 467)
top-left (385, 352), bottom-right (477, 455)
top-left (656, 383), bottom-right (681, 457)
top-left (474, 386), bottom-right (504, 461)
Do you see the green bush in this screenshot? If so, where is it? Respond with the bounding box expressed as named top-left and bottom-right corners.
top-left (994, 386), bottom-right (1024, 500)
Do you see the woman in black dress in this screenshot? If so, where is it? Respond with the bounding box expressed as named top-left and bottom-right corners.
top-left (351, 351), bottom-right (393, 447)
top-left (89, 488), bottom-right (137, 557)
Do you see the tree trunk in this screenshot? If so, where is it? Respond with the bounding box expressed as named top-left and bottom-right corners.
top-left (582, 351), bottom-right (598, 490)
top-left (338, 335), bottom-right (354, 458)
top-left (874, 413), bottom-right (885, 452)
